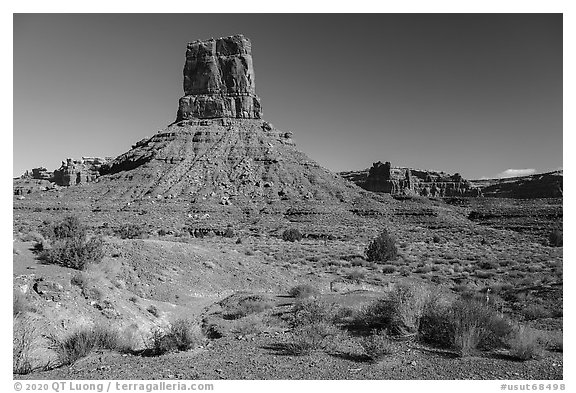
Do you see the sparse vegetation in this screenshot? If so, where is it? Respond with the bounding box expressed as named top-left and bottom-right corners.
top-left (147, 305), bottom-right (161, 318)
top-left (13, 315), bottom-right (39, 374)
top-left (13, 291), bottom-right (29, 317)
top-left (360, 329), bottom-right (394, 361)
top-left (419, 297), bottom-right (514, 356)
top-left (508, 326), bottom-right (545, 360)
top-left (282, 228), bottom-right (302, 242)
top-left (145, 319), bottom-right (201, 356)
top-left (116, 223), bottom-right (145, 239)
top-left (549, 229), bottom-right (562, 247)
top-left (366, 229), bottom-right (398, 263)
top-left (287, 321), bottom-right (340, 355)
top-left (48, 325), bottom-right (127, 366)
top-left (347, 269), bottom-right (366, 281)
top-left (363, 283), bottom-right (430, 336)
top-left (38, 216), bottom-right (104, 270)
top-left (222, 295), bottom-right (273, 320)
top-left (223, 227), bottom-right (235, 238)
top-left (288, 284), bottom-right (319, 299)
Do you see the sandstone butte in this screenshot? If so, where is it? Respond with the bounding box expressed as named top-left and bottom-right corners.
top-left (15, 34), bottom-right (394, 235)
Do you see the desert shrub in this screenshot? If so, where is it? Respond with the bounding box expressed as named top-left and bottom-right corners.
top-left (508, 326), bottom-right (545, 360)
top-left (223, 227), bottom-right (235, 238)
top-left (147, 305), bottom-right (161, 318)
top-left (13, 315), bottom-right (38, 374)
top-left (13, 291), bottom-right (29, 317)
top-left (231, 314), bottom-right (266, 336)
top-left (475, 270), bottom-right (494, 279)
top-left (42, 216), bottom-right (86, 241)
top-left (542, 331), bottom-right (563, 352)
top-left (479, 260), bottom-right (499, 270)
top-left (282, 228), bottom-right (302, 242)
top-left (522, 304), bottom-right (553, 321)
top-left (165, 318), bottom-right (200, 351)
top-left (366, 229), bottom-right (398, 263)
top-left (81, 285), bottom-right (103, 301)
top-left (414, 264), bottom-right (432, 274)
top-left (288, 284), bottom-right (319, 299)
top-left (116, 223), bottom-right (144, 239)
top-left (70, 272), bottom-right (86, 288)
top-left (145, 320), bottom-right (200, 356)
top-left (289, 298), bottom-right (339, 328)
top-left (352, 283), bottom-right (430, 337)
top-left (419, 297), bottom-right (513, 356)
top-left (287, 322), bottom-right (340, 355)
top-left (48, 325), bottom-right (125, 366)
top-left (549, 229), bottom-right (563, 247)
top-left (360, 329), bottom-right (394, 361)
top-left (347, 269), bottom-right (366, 280)
top-left (222, 295), bottom-right (273, 320)
top-left (40, 236), bottom-right (104, 270)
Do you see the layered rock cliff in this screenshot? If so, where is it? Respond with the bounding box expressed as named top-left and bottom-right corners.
top-left (176, 35), bottom-right (262, 121)
top-left (340, 161), bottom-right (482, 197)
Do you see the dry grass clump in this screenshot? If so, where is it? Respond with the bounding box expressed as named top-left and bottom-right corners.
top-left (359, 329), bottom-right (394, 361)
top-left (48, 324), bottom-right (128, 366)
top-left (145, 319), bottom-right (202, 356)
top-left (222, 295), bottom-right (273, 320)
top-left (13, 291), bottom-right (30, 317)
top-left (355, 283), bottom-right (430, 336)
top-left (508, 326), bottom-right (545, 360)
top-left (13, 315), bottom-right (41, 374)
top-left (347, 269), bottom-right (366, 280)
top-left (116, 223), bottom-right (145, 239)
top-left (231, 314), bottom-right (267, 336)
top-left (282, 228), bottom-right (302, 242)
top-left (284, 298), bottom-right (342, 355)
top-left (419, 297), bottom-right (514, 357)
top-left (288, 284), bottom-right (319, 299)
top-left (287, 322), bottom-right (340, 355)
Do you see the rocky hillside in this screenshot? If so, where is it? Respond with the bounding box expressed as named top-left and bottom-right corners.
top-left (470, 170), bottom-right (563, 198)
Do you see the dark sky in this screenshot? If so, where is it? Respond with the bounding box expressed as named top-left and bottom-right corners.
top-left (13, 14), bottom-right (563, 179)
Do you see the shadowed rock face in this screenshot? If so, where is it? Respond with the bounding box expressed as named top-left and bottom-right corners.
top-left (177, 35), bottom-right (262, 120)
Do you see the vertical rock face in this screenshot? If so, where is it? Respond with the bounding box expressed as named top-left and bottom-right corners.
top-left (52, 157), bottom-right (112, 186)
top-left (341, 161), bottom-right (483, 197)
top-left (177, 35), bottom-right (262, 120)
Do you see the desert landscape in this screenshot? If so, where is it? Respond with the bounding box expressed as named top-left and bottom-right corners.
top-left (13, 27), bottom-right (563, 381)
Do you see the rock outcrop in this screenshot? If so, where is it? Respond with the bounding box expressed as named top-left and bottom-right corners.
top-left (52, 157), bottom-right (113, 186)
top-left (470, 170), bottom-right (563, 198)
top-left (176, 35), bottom-right (262, 121)
top-left (12, 33), bottom-right (391, 237)
top-left (341, 161), bottom-right (482, 197)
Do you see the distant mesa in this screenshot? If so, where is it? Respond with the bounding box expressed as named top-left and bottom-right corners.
top-left (340, 161), bottom-right (483, 198)
top-left (470, 170), bottom-right (563, 199)
top-left (340, 162), bottom-right (563, 199)
top-left (15, 157), bottom-right (113, 195)
top-left (176, 34), bottom-right (262, 121)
